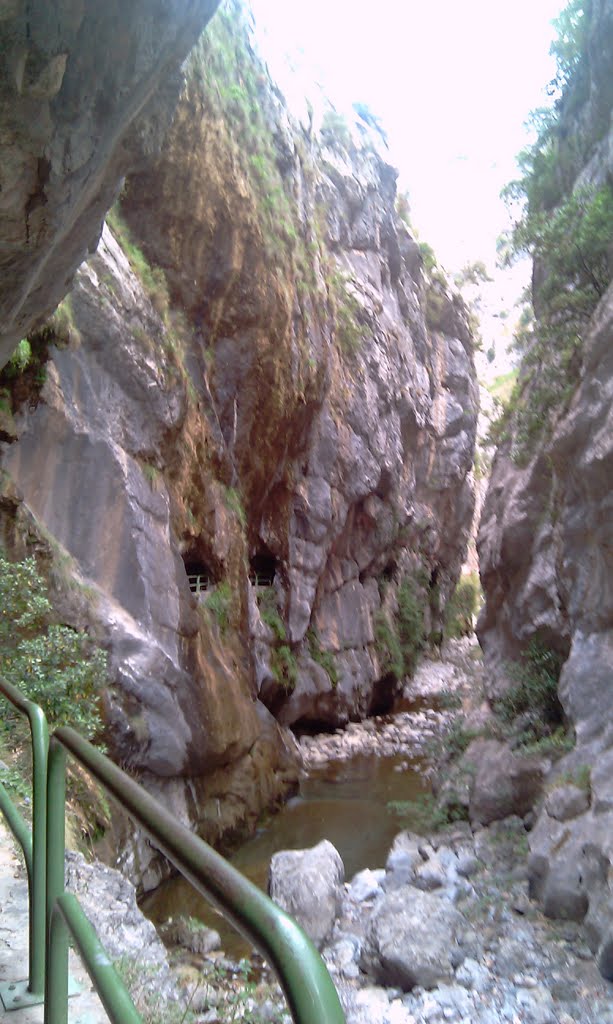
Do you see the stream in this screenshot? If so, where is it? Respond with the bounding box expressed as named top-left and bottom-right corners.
top-left (141, 692), bottom-right (448, 958)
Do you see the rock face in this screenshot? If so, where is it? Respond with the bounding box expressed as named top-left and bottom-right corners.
top-left (0, 2), bottom-right (477, 863)
top-left (477, 0), bottom-right (613, 970)
top-left (0, 0), bottom-right (220, 366)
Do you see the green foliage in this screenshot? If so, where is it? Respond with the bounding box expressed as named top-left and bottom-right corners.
top-left (223, 486), bottom-right (247, 530)
top-left (437, 689), bottom-right (463, 711)
top-left (375, 578), bottom-right (425, 680)
top-left (374, 610), bottom-right (404, 679)
top-left (549, 0), bottom-right (589, 96)
top-left (273, 644), bottom-right (298, 691)
top-left (494, 640), bottom-right (568, 750)
top-left (0, 553), bottom-right (106, 741)
top-left (321, 109), bottom-right (352, 151)
top-left (418, 242), bottom-right (438, 275)
top-left (203, 581), bottom-right (232, 634)
top-left (395, 191), bottom-right (412, 228)
top-left (328, 272), bottom-right (369, 354)
top-left (115, 954), bottom-right (201, 1024)
top-left (495, 2), bottom-right (610, 461)
top-left (0, 552), bottom-right (107, 807)
top-left (453, 260), bottom-right (492, 290)
top-left (486, 369), bottom-right (518, 406)
top-left (443, 573), bottom-right (481, 639)
top-left (106, 206), bottom-right (171, 318)
top-left (48, 296), bottom-right (82, 348)
top-left (307, 629), bottom-right (339, 687)
top-left (443, 719), bottom-right (481, 758)
top-left (259, 600), bottom-right (286, 643)
top-left (387, 792), bottom-right (468, 833)
top-left (425, 716), bottom-right (482, 764)
top-left (6, 339), bottom-right (32, 375)
top-left (201, 959), bottom-right (286, 1024)
top-left (1, 328), bottom-right (49, 394)
top-left (495, 185), bottom-right (613, 462)
top-left (189, 7), bottom-right (299, 266)
top-left (142, 464), bottom-right (160, 488)
top-left (520, 725), bottom-right (575, 757)
top-left (257, 590), bottom-right (298, 691)
top-left (549, 762), bottom-right (591, 793)
top-left (396, 579), bottom-right (425, 674)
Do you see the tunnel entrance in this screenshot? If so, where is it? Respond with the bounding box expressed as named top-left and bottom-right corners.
top-left (183, 556), bottom-right (213, 595)
top-left (249, 552), bottom-right (277, 588)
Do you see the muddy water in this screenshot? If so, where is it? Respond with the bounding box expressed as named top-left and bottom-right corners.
top-left (142, 748), bottom-right (431, 958)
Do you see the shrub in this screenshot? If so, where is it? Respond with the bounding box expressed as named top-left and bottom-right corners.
top-left (444, 573), bottom-right (481, 639)
top-left (396, 579), bottom-right (425, 673)
top-left (203, 581), bottom-right (232, 633)
top-left (0, 553), bottom-right (106, 740)
top-left (495, 639), bottom-right (568, 749)
top-left (223, 485), bottom-right (247, 530)
top-left (328, 273), bottom-right (369, 355)
top-left (375, 577), bottom-right (425, 681)
top-left (321, 109), bottom-right (352, 151)
top-left (257, 590), bottom-right (298, 691)
top-left (307, 629), bottom-right (338, 687)
top-left (374, 610), bottom-right (404, 679)
top-left (496, 0), bottom-right (612, 460)
top-left (444, 719), bottom-right (481, 758)
top-left (272, 644), bottom-right (298, 691)
top-left (0, 551), bottom-right (107, 809)
top-left (5, 339), bottom-right (32, 375)
top-left (387, 793), bottom-right (468, 832)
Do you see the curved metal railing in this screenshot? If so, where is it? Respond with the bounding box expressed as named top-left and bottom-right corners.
top-left (0, 678), bottom-right (48, 1003)
top-left (0, 678), bottom-right (345, 1024)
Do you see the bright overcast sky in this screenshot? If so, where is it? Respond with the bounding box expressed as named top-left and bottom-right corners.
top-left (248, 0), bottom-right (564, 279)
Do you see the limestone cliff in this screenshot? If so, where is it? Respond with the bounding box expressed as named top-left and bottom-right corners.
top-left (477, 0), bottom-right (613, 973)
top-left (0, 0), bottom-right (220, 366)
top-left (0, 1), bottom-right (478, 872)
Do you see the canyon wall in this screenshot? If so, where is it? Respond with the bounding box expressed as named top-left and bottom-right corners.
top-left (0, 1), bottom-right (478, 874)
top-left (477, 0), bottom-right (613, 973)
top-left (0, 0), bottom-right (220, 366)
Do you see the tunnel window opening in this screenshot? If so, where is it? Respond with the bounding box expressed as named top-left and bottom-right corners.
top-left (249, 552), bottom-right (277, 588)
top-left (382, 562), bottom-right (397, 583)
top-left (183, 557), bottom-right (213, 595)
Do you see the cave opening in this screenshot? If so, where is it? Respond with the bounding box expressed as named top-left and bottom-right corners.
top-left (249, 551), bottom-right (277, 588)
top-left (368, 672), bottom-right (400, 716)
top-left (183, 554), bottom-right (214, 594)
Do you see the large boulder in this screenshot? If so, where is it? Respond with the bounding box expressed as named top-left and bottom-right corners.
top-left (464, 739), bottom-right (548, 826)
top-left (268, 840), bottom-right (345, 949)
top-left (359, 885), bottom-right (465, 990)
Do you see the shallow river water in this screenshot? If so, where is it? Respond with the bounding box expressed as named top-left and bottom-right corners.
top-left (142, 747), bottom-right (431, 956)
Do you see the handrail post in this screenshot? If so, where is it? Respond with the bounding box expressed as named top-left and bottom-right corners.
top-left (44, 738), bottom-right (68, 1024)
top-left (30, 702), bottom-right (49, 997)
top-left (49, 894), bottom-right (142, 1024)
top-left (0, 679), bottom-right (49, 999)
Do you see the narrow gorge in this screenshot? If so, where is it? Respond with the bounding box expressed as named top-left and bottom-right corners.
top-left (2, 0), bottom-right (613, 1020)
top-left (0, 1), bottom-right (478, 875)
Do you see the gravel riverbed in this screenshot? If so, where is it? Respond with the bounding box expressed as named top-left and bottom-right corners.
top-left (270, 639), bottom-right (613, 1024)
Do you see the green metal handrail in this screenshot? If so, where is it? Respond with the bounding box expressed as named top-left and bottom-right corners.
top-left (47, 893), bottom-right (142, 1024)
top-left (47, 727), bottom-right (345, 1024)
top-left (0, 676), bottom-right (49, 1002)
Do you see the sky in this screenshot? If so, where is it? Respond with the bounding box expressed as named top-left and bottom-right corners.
top-left (248, 0), bottom-right (565, 322)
